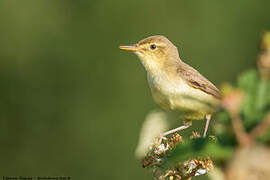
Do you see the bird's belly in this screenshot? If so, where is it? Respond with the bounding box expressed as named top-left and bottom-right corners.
top-left (148, 76), bottom-right (217, 119)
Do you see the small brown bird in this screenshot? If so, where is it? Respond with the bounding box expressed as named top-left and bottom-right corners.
top-left (120, 35), bottom-right (220, 137)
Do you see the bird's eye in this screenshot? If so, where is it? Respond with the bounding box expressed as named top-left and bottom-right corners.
top-left (150, 44), bottom-right (156, 50)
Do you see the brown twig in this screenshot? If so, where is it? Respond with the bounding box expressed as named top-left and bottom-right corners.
top-left (229, 112), bottom-right (253, 147)
top-left (222, 90), bottom-right (253, 147)
top-left (250, 112), bottom-right (270, 139)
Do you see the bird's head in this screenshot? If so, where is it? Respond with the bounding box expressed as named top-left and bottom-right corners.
top-left (120, 35), bottom-right (180, 73)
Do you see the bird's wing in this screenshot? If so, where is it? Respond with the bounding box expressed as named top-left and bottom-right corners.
top-left (177, 61), bottom-right (221, 99)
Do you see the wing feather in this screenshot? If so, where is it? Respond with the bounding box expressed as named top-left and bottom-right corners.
top-left (177, 61), bottom-right (221, 99)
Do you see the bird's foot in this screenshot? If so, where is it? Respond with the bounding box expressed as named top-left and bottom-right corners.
top-left (162, 125), bottom-right (190, 137)
top-left (203, 114), bottom-right (212, 138)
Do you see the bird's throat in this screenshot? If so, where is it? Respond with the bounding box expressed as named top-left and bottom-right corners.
top-left (137, 53), bottom-right (179, 80)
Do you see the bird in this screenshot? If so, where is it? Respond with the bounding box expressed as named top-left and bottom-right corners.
top-left (119, 35), bottom-right (221, 137)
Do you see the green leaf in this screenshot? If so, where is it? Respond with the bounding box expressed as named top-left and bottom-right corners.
top-left (256, 80), bottom-right (270, 112)
top-left (216, 111), bottom-right (230, 124)
top-left (163, 138), bottom-right (234, 167)
top-left (258, 129), bottom-right (270, 144)
top-left (237, 69), bottom-right (270, 129)
top-left (237, 70), bottom-right (259, 125)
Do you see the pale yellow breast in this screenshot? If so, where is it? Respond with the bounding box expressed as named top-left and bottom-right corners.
top-left (147, 72), bottom-right (219, 118)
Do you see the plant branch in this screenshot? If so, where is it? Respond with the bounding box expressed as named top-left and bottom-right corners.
top-left (250, 112), bottom-right (270, 138)
top-left (222, 90), bottom-right (252, 147)
top-left (229, 112), bottom-right (252, 147)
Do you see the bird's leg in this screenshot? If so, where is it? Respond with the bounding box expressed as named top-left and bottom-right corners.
top-left (203, 114), bottom-right (211, 138)
top-left (162, 125), bottom-right (190, 137)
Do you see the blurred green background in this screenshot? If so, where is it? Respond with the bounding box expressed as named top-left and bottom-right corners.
top-left (0, 0), bottom-right (269, 179)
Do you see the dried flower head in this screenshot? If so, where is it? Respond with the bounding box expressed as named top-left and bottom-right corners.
top-left (190, 131), bottom-right (201, 139)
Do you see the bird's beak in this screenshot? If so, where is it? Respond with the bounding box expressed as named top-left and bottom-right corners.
top-left (119, 44), bottom-right (138, 52)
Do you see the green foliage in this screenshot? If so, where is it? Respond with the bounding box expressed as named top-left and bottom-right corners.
top-left (237, 70), bottom-right (270, 129)
top-left (164, 138), bottom-right (234, 168)
top-left (215, 69), bottom-right (270, 135)
top-left (216, 111), bottom-right (231, 125)
top-left (142, 69), bottom-right (270, 179)
top-left (158, 68), bottom-right (270, 176)
top-left (238, 70), bottom-right (260, 125)
top-left (258, 129), bottom-right (270, 144)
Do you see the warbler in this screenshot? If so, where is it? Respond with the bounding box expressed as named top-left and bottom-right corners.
top-left (120, 35), bottom-right (220, 137)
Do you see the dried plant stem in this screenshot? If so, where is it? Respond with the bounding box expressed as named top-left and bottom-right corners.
top-left (251, 112), bottom-right (270, 138)
top-left (229, 111), bottom-right (270, 146)
top-left (229, 112), bottom-right (252, 147)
